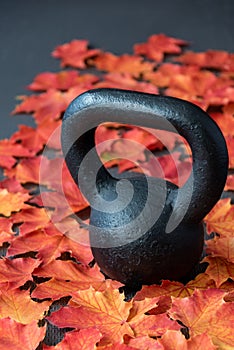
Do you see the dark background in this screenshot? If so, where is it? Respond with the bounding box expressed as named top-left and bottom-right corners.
top-left (0, 0), bottom-right (233, 139)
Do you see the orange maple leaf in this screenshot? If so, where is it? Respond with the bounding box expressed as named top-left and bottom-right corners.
top-left (52, 39), bottom-right (101, 68)
top-left (0, 189), bottom-right (30, 217)
top-left (206, 237), bottom-right (234, 263)
top-left (158, 330), bottom-right (217, 350)
top-left (174, 50), bottom-right (234, 71)
top-left (97, 343), bottom-right (138, 350)
top-left (203, 256), bottom-right (234, 287)
top-left (134, 273), bottom-right (215, 301)
top-left (0, 257), bottom-right (40, 288)
top-left (43, 328), bottom-right (102, 350)
top-left (32, 260), bottom-right (105, 296)
top-left (158, 330), bottom-right (188, 350)
top-left (92, 52), bottom-right (155, 77)
top-left (134, 33), bottom-right (188, 62)
top-left (48, 286), bottom-right (179, 345)
top-left (127, 335), bottom-right (162, 350)
top-left (5, 156), bottom-right (45, 184)
top-left (226, 136), bottom-right (234, 169)
top-left (143, 63), bottom-right (200, 88)
top-left (225, 174), bottom-right (234, 191)
top-left (94, 72), bottom-right (158, 94)
top-left (6, 156), bottom-right (89, 220)
top-left (0, 138), bottom-right (34, 169)
top-left (0, 216), bottom-right (14, 245)
top-left (7, 224), bottom-right (93, 266)
top-left (0, 318), bottom-right (46, 350)
top-left (204, 198), bottom-right (234, 237)
top-left (1, 33), bottom-right (234, 350)
top-left (9, 207), bottom-right (50, 235)
top-left (210, 103), bottom-right (234, 138)
top-left (169, 289), bottom-right (234, 349)
top-left (28, 70), bottom-right (98, 91)
top-left (165, 70), bottom-right (234, 107)
top-left (13, 87), bottom-right (88, 123)
top-left (10, 119), bottom-right (62, 154)
top-left (0, 288), bottom-right (50, 324)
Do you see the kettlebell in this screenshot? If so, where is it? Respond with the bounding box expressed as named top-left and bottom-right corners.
top-left (61, 88), bottom-right (228, 287)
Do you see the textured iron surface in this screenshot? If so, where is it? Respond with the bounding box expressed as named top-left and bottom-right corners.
top-left (62, 88), bottom-right (228, 286)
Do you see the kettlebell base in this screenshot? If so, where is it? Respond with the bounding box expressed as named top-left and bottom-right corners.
top-left (91, 221), bottom-right (205, 286)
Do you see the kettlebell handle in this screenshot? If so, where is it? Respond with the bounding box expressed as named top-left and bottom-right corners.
top-left (62, 88), bottom-right (228, 223)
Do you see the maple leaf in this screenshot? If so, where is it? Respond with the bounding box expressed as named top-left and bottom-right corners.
top-left (204, 198), bottom-right (234, 237)
top-left (0, 288), bottom-right (50, 324)
top-left (52, 39), bottom-right (101, 68)
top-left (225, 174), bottom-right (234, 191)
top-left (0, 138), bottom-right (34, 169)
top-left (10, 125), bottom-right (46, 155)
top-left (210, 104), bottom-right (234, 138)
top-left (99, 127), bottom-right (165, 175)
top-left (169, 289), bottom-right (234, 349)
top-left (206, 237), bottom-right (234, 263)
top-left (32, 278), bottom-right (96, 301)
top-left (0, 177), bottom-right (29, 193)
top-left (28, 70), bottom-right (99, 91)
top-left (187, 333), bottom-right (218, 350)
top-left (123, 126), bottom-right (164, 151)
top-left (95, 124), bottom-right (121, 146)
top-left (94, 73), bottom-right (158, 94)
top-left (165, 70), bottom-right (234, 107)
top-left (135, 273), bottom-right (215, 301)
top-left (98, 343), bottom-right (138, 350)
top-left (0, 257), bottom-right (40, 288)
top-left (2, 33), bottom-right (234, 350)
top-left (158, 330), bottom-right (188, 350)
top-left (92, 52), bottom-right (155, 77)
top-left (9, 156), bottom-right (88, 219)
top-left (48, 286), bottom-right (179, 345)
top-left (10, 207), bottom-right (50, 235)
top-left (127, 335), bottom-right (163, 349)
top-left (203, 256), bottom-right (234, 287)
top-left (38, 118), bottom-right (62, 150)
top-left (13, 87), bottom-right (87, 123)
top-left (40, 165), bottom-right (89, 222)
top-left (134, 33), bottom-right (188, 62)
top-left (10, 119), bottom-right (62, 154)
top-left (47, 287), bottom-right (134, 344)
top-left (226, 136), bottom-right (234, 169)
top-left (5, 156), bottom-right (44, 184)
top-left (174, 50), bottom-right (234, 71)
top-left (0, 188), bottom-right (30, 217)
top-left (158, 330), bottom-right (218, 350)
top-left (0, 318), bottom-right (46, 350)
top-left (7, 223), bottom-right (93, 266)
top-left (0, 216), bottom-right (15, 245)
top-left (143, 63), bottom-right (200, 88)
top-left (143, 152), bottom-right (191, 187)
top-left (32, 260), bottom-right (105, 296)
top-left (43, 328), bottom-right (102, 350)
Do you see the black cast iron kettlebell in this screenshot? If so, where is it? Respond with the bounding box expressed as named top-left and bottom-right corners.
top-left (61, 88), bottom-right (228, 287)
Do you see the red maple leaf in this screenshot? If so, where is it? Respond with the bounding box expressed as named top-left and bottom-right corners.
top-left (174, 50), bottom-right (234, 71)
top-left (92, 52), bottom-right (155, 77)
top-left (134, 33), bottom-right (188, 62)
top-left (0, 318), bottom-right (46, 350)
top-left (28, 70), bottom-right (99, 91)
top-left (52, 39), bottom-right (101, 68)
top-left (169, 289), bottom-right (234, 349)
top-left (1, 33), bottom-right (234, 349)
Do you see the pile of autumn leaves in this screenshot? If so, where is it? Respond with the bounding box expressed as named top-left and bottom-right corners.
top-left (0, 34), bottom-right (234, 349)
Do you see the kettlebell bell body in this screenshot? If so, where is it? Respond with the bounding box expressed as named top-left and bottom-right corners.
top-left (62, 89), bottom-right (228, 286)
